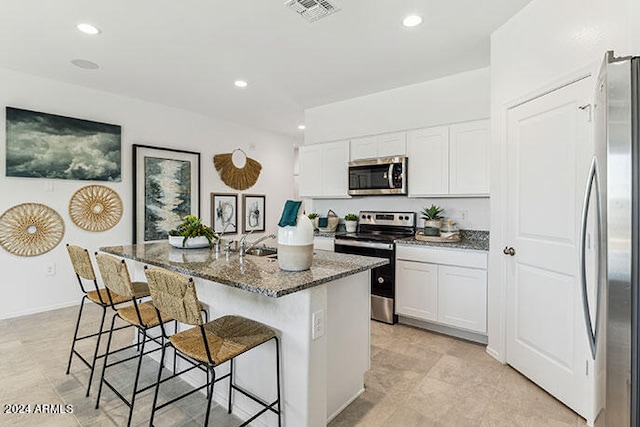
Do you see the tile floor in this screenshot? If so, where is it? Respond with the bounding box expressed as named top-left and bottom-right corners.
top-left (0, 303), bottom-right (587, 426)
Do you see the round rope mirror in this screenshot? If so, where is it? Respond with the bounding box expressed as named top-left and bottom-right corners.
top-left (213, 149), bottom-right (262, 191)
top-left (0, 203), bottom-right (65, 257)
top-left (69, 185), bottom-right (123, 232)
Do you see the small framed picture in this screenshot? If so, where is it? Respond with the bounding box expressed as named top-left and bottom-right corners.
top-left (211, 193), bottom-right (238, 235)
top-left (242, 194), bottom-right (265, 233)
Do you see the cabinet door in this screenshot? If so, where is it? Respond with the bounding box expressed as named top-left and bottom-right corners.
top-left (298, 144), bottom-right (324, 197)
top-left (437, 265), bottom-right (487, 333)
top-left (407, 126), bottom-right (449, 196)
top-left (395, 260), bottom-right (438, 321)
top-left (449, 120), bottom-right (489, 195)
top-left (376, 132), bottom-right (406, 158)
top-left (322, 140), bottom-right (350, 198)
top-left (350, 136), bottom-right (377, 160)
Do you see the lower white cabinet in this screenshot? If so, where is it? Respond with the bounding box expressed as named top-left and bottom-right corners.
top-left (396, 245), bottom-right (488, 334)
top-left (437, 265), bottom-right (487, 333)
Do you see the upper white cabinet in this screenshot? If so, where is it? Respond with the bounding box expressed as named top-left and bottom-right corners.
top-left (449, 120), bottom-right (490, 195)
top-left (406, 125), bottom-right (449, 195)
top-left (407, 119), bottom-right (489, 197)
top-left (299, 140), bottom-right (350, 198)
top-left (350, 132), bottom-right (406, 161)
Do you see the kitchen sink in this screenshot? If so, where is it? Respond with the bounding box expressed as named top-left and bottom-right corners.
top-left (245, 246), bottom-right (277, 257)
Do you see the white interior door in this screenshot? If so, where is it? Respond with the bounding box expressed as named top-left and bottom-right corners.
top-left (505, 77), bottom-right (593, 421)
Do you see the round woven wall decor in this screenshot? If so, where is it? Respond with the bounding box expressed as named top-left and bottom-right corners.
top-left (69, 185), bottom-right (123, 232)
top-left (0, 203), bottom-right (65, 257)
top-left (213, 149), bottom-right (262, 191)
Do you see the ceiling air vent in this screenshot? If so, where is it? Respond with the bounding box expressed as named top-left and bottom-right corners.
top-left (285, 0), bottom-right (340, 23)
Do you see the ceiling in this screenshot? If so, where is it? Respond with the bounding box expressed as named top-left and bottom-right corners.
top-left (0, 0), bottom-right (533, 140)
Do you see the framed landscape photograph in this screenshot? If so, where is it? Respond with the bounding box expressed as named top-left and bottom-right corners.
top-left (5, 106), bottom-right (121, 181)
top-left (211, 193), bottom-right (238, 235)
top-left (133, 144), bottom-right (200, 243)
top-left (242, 194), bottom-right (265, 233)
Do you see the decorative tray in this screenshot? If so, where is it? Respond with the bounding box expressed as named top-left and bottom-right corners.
top-left (415, 230), bottom-right (461, 243)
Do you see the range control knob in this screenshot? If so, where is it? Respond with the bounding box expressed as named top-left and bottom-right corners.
top-left (377, 277), bottom-right (385, 284)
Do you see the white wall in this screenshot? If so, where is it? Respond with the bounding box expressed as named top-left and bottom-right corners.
top-left (0, 68), bottom-right (295, 320)
top-left (304, 67), bottom-right (490, 144)
top-left (488, 0), bottom-right (634, 360)
top-left (303, 68), bottom-right (491, 230)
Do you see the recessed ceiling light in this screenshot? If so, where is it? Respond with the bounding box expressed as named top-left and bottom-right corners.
top-left (76, 23), bottom-right (101, 35)
top-left (71, 59), bottom-right (99, 70)
top-left (402, 15), bottom-right (423, 27)
top-left (298, 124), bottom-right (306, 130)
top-left (234, 80), bottom-right (248, 88)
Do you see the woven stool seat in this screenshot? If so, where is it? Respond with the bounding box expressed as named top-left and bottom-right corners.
top-left (86, 281), bottom-right (149, 305)
top-left (170, 315), bottom-right (276, 365)
top-left (118, 301), bottom-right (171, 328)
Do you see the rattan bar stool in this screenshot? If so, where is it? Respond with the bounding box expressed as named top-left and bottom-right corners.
top-left (94, 253), bottom-right (173, 427)
top-left (144, 267), bottom-right (282, 427)
top-left (65, 244), bottom-right (150, 397)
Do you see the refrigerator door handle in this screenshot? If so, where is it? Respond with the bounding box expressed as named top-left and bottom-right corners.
top-left (580, 156), bottom-right (602, 359)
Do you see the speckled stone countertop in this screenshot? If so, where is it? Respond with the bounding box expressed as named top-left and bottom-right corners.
top-left (100, 242), bottom-right (388, 298)
top-left (395, 230), bottom-right (489, 252)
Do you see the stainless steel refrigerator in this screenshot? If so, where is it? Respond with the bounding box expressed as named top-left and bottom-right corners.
top-left (584, 51), bottom-right (640, 427)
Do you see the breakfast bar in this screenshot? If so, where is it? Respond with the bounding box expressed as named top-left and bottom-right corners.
top-left (100, 241), bottom-right (388, 427)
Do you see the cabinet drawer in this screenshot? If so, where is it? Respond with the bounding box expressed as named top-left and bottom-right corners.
top-left (396, 245), bottom-right (487, 269)
top-left (314, 237), bottom-right (335, 252)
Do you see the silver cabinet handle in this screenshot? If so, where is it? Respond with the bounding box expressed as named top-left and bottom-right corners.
top-left (503, 247), bottom-right (515, 256)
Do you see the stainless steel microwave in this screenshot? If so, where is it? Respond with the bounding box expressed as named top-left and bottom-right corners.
top-left (348, 156), bottom-right (407, 195)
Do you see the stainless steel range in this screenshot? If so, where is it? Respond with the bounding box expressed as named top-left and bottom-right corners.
top-left (334, 211), bottom-right (416, 324)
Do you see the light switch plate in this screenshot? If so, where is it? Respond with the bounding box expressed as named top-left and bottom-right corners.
top-left (312, 310), bottom-right (325, 340)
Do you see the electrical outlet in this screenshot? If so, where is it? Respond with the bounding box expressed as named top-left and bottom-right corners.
top-left (312, 310), bottom-right (325, 340)
top-left (461, 210), bottom-right (468, 221)
top-left (45, 263), bottom-right (56, 276)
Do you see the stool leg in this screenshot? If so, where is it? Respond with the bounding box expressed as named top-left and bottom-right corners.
top-left (149, 339), bottom-right (167, 427)
top-left (275, 336), bottom-right (282, 427)
top-left (66, 296), bottom-right (88, 374)
top-left (85, 304), bottom-right (107, 396)
top-left (227, 359), bottom-right (234, 414)
top-left (95, 313), bottom-right (118, 409)
top-left (204, 367), bottom-right (216, 427)
top-left (126, 329), bottom-right (147, 427)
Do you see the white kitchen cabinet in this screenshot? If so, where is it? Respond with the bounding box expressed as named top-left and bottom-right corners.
top-left (313, 236), bottom-right (335, 252)
top-left (350, 132), bottom-right (406, 161)
top-left (299, 140), bottom-right (350, 198)
top-left (406, 119), bottom-right (489, 197)
top-left (437, 265), bottom-right (487, 333)
top-left (449, 120), bottom-right (490, 195)
top-left (396, 260), bottom-right (438, 321)
top-left (395, 245), bottom-right (488, 335)
top-left (406, 126), bottom-right (449, 195)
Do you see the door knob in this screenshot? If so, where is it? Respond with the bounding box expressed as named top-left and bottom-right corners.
top-left (503, 246), bottom-right (516, 256)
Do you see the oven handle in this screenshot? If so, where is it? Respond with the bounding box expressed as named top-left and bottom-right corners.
top-left (335, 240), bottom-right (393, 251)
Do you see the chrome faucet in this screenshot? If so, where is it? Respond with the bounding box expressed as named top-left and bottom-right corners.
top-left (239, 232), bottom-right (276, 257)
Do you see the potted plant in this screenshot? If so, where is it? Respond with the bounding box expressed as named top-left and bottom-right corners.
top-left (307, 212), bottom-right (319, 230)
top-left (344, 213), bottom-right (358, 233)
top-left (168, 215), bottom-right (219, 248)
top-left (421, 205), bottom-right (444, 236)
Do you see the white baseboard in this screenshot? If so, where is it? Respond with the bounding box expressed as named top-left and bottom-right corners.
top-left (0, 300), bottom-right (78, 321)
top-left (327, 387), bottom-right (365, 423)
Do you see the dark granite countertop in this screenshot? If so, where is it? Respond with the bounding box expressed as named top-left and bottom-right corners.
top-left (100, 242), bottom-right (388, 298)
top-left (395, 230), bottom-right (490, 252)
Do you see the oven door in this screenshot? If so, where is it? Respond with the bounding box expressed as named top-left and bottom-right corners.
top-left (334, 239), bottom-right (396, 323)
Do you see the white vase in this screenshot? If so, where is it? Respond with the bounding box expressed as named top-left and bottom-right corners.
top-left (168, 235), bottom-right (210, 249)
top-left (345, 220), bottom-right (358, 233)
top-left (278, 214), bottom-right (314, 271)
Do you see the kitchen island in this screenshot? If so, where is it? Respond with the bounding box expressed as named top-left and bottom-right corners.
top-left (100, 242), bottom-right (388, 427)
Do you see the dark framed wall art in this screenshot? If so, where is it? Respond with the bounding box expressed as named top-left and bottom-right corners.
top-left (5, 106), bottom-right (121, 181)
top-left (242, 194), bottom-right (265, 233)
top-left (211, 193), bottom-right (238, 235)
top-left (133, 144), bottom-right (200, 243)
